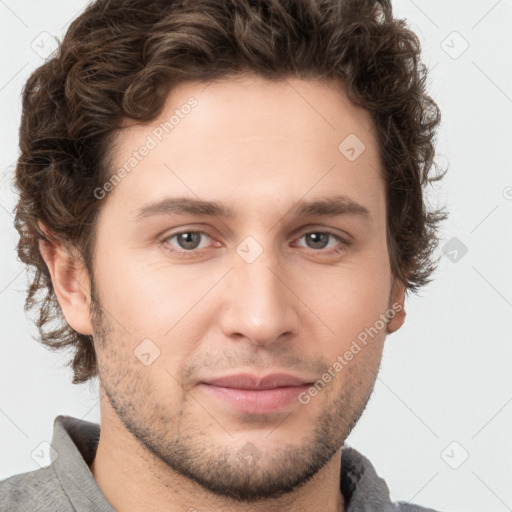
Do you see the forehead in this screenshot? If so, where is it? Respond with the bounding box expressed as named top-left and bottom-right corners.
top-left (101, 74), bottom-right (384, 222)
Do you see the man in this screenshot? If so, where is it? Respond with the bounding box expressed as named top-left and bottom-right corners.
top-left (1, 0), bottom-right (447, 510)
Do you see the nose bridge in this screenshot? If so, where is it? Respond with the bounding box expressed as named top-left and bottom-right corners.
top-left (219, 239), bottom-right (298, 346)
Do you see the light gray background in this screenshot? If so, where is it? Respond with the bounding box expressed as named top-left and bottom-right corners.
top-left (1, 1), bottom-right (511, 511)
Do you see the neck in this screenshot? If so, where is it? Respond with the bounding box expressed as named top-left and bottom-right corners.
top-left (89, 401), bottom-right (345, 512)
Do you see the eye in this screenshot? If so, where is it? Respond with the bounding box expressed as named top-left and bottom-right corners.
top-left (294, 231), bottom-right (348, 252)
top-left (161, 228), bottom-right (349, 256)
top-left (164, 231), bottom-right (213, 251)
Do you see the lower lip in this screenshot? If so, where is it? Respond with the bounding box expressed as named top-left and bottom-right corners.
top-left (199, 384), bottom-right (310, 414)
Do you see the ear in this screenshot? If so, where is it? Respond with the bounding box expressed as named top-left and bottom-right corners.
top-left (386, 279), bottom-right (406, 334)
top-left (37, 222), bottom-right (94, 336)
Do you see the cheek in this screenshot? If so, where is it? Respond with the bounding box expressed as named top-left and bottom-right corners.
top-left (93, 246), bottom-right (216, 343)
top-left (297, 258), bottom-right (391, 359)
top-left (303, 262), bottom-right (390, 322)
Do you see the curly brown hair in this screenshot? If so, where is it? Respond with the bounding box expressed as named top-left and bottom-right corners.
top-left (14, 0), bottom-right (447, 384)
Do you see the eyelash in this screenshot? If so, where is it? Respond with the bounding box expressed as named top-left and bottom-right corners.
top-left (161, 229), bottom-right (350, 257)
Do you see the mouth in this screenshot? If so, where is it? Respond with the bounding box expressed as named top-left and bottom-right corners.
top-left (198, 373), bottom-right (314, 414)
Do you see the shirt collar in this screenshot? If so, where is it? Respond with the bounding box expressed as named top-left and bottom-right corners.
top-left (340, 444), bottom-right (396, 511)
top-left (51, 415), bottom-right (114, 511)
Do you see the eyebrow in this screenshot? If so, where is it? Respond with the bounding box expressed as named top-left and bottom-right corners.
top-left (293, 195), bottom-right (370, 219)
top-left (134, 195), bottom-right (371, 223)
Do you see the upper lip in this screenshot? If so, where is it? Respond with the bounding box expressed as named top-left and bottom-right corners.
top-left (201, 373), bottom-right (313, 390)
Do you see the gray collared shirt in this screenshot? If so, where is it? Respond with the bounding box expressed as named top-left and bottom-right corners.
top-left (0, 415), bottom-right (442, 511)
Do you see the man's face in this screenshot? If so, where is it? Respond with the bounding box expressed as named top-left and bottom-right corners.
top-left (88, 74), bottom-right (404, 500)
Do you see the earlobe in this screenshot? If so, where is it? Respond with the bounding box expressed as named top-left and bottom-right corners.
top-left (386, 279), bottom-right (406, 334)
top-left (38, 223), bottom-right (94, 336)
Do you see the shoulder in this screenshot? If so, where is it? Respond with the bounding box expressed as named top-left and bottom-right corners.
top-left (0, 465), bottom-right (72, 511)
top-left (395, 502), bottom-right (445, 512)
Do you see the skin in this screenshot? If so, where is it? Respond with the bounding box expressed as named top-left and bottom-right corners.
top-left (39, 74), bottom-right (406, 512)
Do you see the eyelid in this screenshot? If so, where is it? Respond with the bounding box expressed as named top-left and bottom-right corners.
top-left (292, 229), bottom-right (351, 252)
top-left (293, 225), bottom-right (352, 243)
top-left (161, 229), bottom-right (216, 252)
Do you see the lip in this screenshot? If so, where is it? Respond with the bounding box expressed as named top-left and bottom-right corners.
top-left (199, 373), bottom-right (313, 414)
top-left (202, 372), bottom-right (311, 390)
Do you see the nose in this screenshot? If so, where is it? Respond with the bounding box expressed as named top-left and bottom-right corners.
top-left (217, 246), bottom-right (300, 347)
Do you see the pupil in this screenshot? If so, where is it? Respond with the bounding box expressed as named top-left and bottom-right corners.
top-left (179, 232), bottom-right (200, 249)
top-left (307, 233), bottom-right (328, 249)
